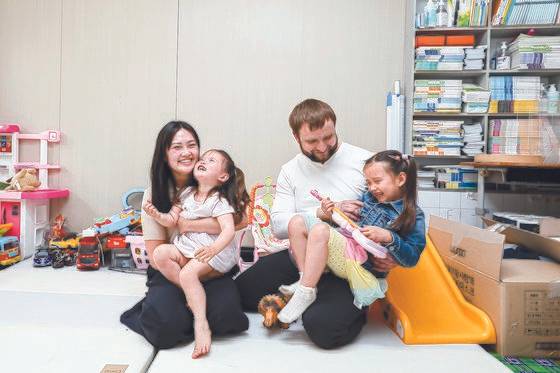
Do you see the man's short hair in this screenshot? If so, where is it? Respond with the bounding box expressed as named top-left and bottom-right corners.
top-left (289, 99), bottom-right (336, 136)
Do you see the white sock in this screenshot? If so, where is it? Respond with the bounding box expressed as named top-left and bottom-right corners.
top-left (277, 285), bottom-right (317, 324)
top-left (278, 272), bottom-right (303, 296)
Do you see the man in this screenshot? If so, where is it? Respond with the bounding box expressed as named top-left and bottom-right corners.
top-left (235, 98), bottom-right (397, 349)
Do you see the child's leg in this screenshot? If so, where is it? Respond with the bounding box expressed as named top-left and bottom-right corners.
top-left (153, 244), bottom-right (189, 287)
top-left (179, 260), bottom-right (216, 359)
top-left (278, 223), bottom-right (330, 323)
top-left (279, 215), bottom-right (308, 295)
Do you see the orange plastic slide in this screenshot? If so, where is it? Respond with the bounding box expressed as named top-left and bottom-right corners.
top-left (371, 236), bottom-right (496, 345)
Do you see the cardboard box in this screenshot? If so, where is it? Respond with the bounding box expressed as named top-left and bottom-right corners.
top-left (429, 216), bottom-right (560, 357)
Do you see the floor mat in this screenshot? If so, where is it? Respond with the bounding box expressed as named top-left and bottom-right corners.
top-left (493, 354), bottom-right (560, 372)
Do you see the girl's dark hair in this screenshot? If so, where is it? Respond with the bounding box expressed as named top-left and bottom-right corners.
top-left (364, 150), bottom-right (418, 235)
top-left (150, 121), bottom-right (200, 212)
top-left (202, 149), bottom-right (250, 224)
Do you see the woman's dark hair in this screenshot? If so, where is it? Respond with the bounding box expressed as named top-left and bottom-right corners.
top-left (364, 150), bottom-right (418, 235)
top-left (202, 149), bottom-right (250, 224)
top-left (150, 121), bottom-right (200, 212)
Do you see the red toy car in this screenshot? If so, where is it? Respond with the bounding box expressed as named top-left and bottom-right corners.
top-left (105, 234), bottom-right (126, 250)
top-left (76, 236), bottom-right (101, 270)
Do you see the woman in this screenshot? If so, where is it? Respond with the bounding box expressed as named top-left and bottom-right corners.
top-left (120, 121), bottom-right (249, 349)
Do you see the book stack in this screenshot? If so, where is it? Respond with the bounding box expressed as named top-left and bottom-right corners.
top-left (488, 118), bottom-right (542, 155)
top-left (492, 0), bottom-right (560, 26)
top-left (489, 76), bottom-right (541, 113)
top-left (413, 120), bottom-right (464, 156)
top-left (418, 168), bottom-right (436, 189)
top-left (462, 83), bottom-right (491, 113)
top-left (415, 47), bottom-right (466, 71)
top-left (509, 34), bottom-right (560, 70)
top-left (462, 122), bottom-right (485, 156)
top-left (456, 0), bottom-right (490, 27)
top-left (414, 80), bottom-right (463, 113)
top-left (464, 45), bottom-right (486, 70)
top-left (433, 166), bottom-right (477, 190)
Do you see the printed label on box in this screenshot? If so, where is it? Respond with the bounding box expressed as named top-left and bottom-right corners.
top-left (525, 291), bottom-right (560, 337)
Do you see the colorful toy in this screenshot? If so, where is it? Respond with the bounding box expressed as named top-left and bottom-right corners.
top-left (3, 168), bottom-right (41, 192)
top-left (33, 247), bottom-right (52, 267)
top-left (238, 178), bottom-right (290, 272)
top-left (0, 124), bottom-right (69, 261)
top-left (310, 190), bottom-right (388, 258)
top-left (76, 236), bottom-right (101, 270)
top-left (92, 207), bottom-right (141, 236)
top-left (126, 234), bottom-right (148, 270)
top-left (0, 223), bottom-right (13, 236)
top-left (49, 214), bottom-right (67, 241)
top-left (0, 236), bottom-right (20, 268)
top-left (49, 236), bottom-right (79, 250)
top-left (258, 293), bottom-right (290, 329)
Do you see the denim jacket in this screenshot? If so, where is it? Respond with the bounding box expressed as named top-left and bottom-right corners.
top-left (358, 192), bottom-right (426, 271)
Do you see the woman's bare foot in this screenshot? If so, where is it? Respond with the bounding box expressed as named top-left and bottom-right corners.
top-left (192, 319), bottom-right (212, 359)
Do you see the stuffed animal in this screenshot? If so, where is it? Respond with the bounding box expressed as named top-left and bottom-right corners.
top-left (258, 293), bottom-right (290, 329)
top-left (4, 168), bottom-right (41, 192)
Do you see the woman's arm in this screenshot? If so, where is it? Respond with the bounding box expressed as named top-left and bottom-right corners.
top-left (144, 239), bottom-right (166, 270)
top-left (194, 214), bottom-right (235, 263)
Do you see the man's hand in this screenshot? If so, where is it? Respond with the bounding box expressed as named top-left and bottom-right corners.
top-left (194, 245), bottom-right (219, 263)
top-left (320, 197), bottom-right (335, 219)
top-left (359, 226), bottom-right (393, 244)
top-left (334, 200), bottom-right (363, 222)
top-left (143, 200), bottom-right (161, 219)
top-left (370, 254), bottom-right (398, 273)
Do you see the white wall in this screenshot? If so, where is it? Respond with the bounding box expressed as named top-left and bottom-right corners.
top-left (0, 0), bottom-right (406, 231)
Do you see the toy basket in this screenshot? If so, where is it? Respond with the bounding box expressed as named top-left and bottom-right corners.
top-left (126, 235), bottom-right (149, 269)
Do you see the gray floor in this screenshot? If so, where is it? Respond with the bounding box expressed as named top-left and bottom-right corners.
top-left (1, 260), bottom-right (509, 373)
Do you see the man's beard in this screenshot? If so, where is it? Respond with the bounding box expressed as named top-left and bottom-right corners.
top-left (300, 137), bottom-right (339, 163)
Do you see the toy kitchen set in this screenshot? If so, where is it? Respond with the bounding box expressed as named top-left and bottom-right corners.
top-left (0, 123), bottom-right (69, 268)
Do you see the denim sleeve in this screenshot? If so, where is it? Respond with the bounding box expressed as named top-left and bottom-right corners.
top-left (385, 211), bottom-right (426, 267)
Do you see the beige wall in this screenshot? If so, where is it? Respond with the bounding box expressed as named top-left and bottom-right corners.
top-left (0, 0), bottom-right (405, 231)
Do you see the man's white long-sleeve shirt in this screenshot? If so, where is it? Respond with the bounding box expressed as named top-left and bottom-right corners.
top-left (271, 142), bottom-right (373, 239)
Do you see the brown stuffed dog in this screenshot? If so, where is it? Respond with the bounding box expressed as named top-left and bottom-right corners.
top-left (258, 293), bottom-right (290, 329)
top-left (5, 168), bottom-right (41, 192)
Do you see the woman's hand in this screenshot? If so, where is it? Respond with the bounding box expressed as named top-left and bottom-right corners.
top-left (359, 226), bottom-right (393, 244)
top-left (194, 245), bottom-right (219, 263)
top-left (370, 255), bottom-right (398, 273)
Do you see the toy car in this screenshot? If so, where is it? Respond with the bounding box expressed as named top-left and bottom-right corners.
top-left (33, 247), bottom-right (52, 267)
top-left (106, 234), bottom-right (126, 250)
top-left (49, 235), bottom-right (79, 250)
top-left (51, 249), bottom-right (65, 269)
top-left (0, 236), bottom-right (21, 268)
top-left (93, 207), bottom-right (141, 236)
top-left (76, 237), bottom-right (101, 270)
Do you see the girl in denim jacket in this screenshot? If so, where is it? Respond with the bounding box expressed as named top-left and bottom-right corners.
top-left (278, 150), bottom-right (426, 324)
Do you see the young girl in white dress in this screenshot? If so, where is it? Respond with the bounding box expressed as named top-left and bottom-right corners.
top-left (143, 149), bottom-right (249, 359)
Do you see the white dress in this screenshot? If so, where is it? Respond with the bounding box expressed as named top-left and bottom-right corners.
top-left (173, 187), bottom-right (237, 273)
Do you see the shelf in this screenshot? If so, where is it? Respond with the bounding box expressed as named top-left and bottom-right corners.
top-left (414, 70), bottom-right (485, 78)
top-left (414, 155), bottom-right (474, 160)
top-left (413, 112), bottom-right (485, 117)
top-left (487, 113), bottom-right (560, 118)
top-left (415, 26), bottom-right (488, 34)
top-left (489, 69), bottom-right (560, 77)
top-left (489, 24), bottom-right (560, 37)
top-left (462, 162), bottom-right (560, 169)
top-left (419, 187), bottom-right (477, 192)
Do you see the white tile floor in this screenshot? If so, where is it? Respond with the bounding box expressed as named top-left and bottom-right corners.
top-left (1, 260), bottom-right (510, 373)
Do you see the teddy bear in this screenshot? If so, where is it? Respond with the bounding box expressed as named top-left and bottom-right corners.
top-left (258, 293), bottom-right (291, 329)
top-left (4, 168), bottom-right (41, 192)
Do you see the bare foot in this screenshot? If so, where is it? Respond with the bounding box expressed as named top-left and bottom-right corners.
top-left (192, 319), bottom-right (211, 359)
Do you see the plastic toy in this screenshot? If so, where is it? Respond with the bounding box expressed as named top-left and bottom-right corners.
top-left (49, 214), bottom-right (67, 241)
top-left (76, 236), bottom-right (101, 270)
top-left (126, 234), bottom-right (148, 270)
top-left (0, 124), bottom-right (70, 261)
top-left (238, 178), bottom-right (290, 272)
top-left (0, 236), bottom-right (20, 268)
top-left (258, 293), bottom-right (290, 329)
top-left (33, 247), bottom-right (52, 267)
top-left (50, 249), bottom-right (65, 269)
top-left (49, 236), bottom-right (79, 250)
top-left (0, 223), bottom-right (13, 236)
top-left (92, 207), bottom-right (141, 236)
top-left (310, 190), bottom-right (387, 258)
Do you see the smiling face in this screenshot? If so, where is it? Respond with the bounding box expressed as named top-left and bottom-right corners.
top-left (295, 120), bottom-right (339, 163)
top-left (364, 161), bottom-right (406, 203)
top-left (193, 150), bottom-right (230, 187)
top-left (166, 129), bottom-right (200, 187)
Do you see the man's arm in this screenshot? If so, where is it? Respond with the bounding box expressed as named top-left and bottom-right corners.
top-left (270, 168), bottom-right (296, 239)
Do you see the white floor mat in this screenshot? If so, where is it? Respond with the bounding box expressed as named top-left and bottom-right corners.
top-left (149, 313), bottom-right (509, 373)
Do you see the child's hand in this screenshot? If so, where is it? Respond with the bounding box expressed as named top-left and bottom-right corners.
top-left (194, 245), bottom-right (219, 263)
top-left (143, 200), bottom-right (161, 219)
top-left (359, 226), bottom-right (393, 244)
top-left (320, 197), bottom-right (335, 217)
